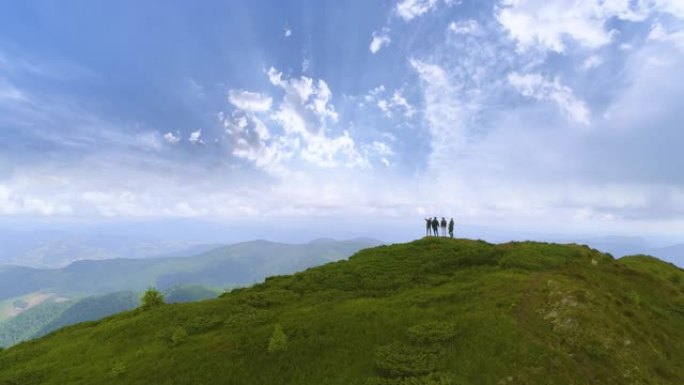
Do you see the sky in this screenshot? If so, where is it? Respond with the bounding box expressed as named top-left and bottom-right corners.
top-left (1, 0), bottom-right (684, 241)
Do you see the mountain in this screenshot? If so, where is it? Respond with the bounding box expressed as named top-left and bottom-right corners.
top-left (571, 236), bottom-right (684, 267)
top-left (0, 239), bottom-right (379, 347)
top-left (0, 238), bottom-right (682, 384)
top-left (0, 228), bottom-right (219, 268)
top-left (0, 239), bottom-right (381, 301)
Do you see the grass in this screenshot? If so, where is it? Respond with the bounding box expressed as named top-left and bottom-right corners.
top-left (0, 237), bottom-right (683, 384)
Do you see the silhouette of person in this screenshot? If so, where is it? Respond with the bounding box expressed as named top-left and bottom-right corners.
top-left (440, 217), bottom-right (447, 237)
top-left (431, 217), bottom-right (439, 236)
top-left (448, 218), bottom-right (454, 238)
top-left (424, 218), bottom-right (431, 236)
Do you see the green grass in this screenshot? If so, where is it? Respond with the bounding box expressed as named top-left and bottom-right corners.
top-left (0, 238), bottom-right (683, 384)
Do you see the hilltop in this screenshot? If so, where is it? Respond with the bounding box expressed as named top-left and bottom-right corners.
top-left (0, 238), bottom-right (683, 384)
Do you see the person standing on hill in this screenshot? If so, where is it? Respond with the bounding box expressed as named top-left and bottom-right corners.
top-left (431, 217), bottom-right (439, 236)
top-left (424, 218), bottom-right (432, 236)
top-left (448, 218), bottom-right (454, 238)
top-left (440, 217), bottom-right (447, 237)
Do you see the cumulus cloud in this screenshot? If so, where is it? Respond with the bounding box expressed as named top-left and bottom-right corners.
top-left (508, 72), bottom-right (591, 125)
top-left (396, 0), bottom-right (439, 21)
top-left (496, 0), bottom-right (652, 52)
top-left (448, 20), bottom-right (480, 35)
top-left (648, 22), bottom-right (684, 50)
top-left (220, 67), bottom-right (367, 171)
top-left (188, 129), bottom-right (204, 145)
top-left (163, 132), bottom-right (181, 144)
top-left (267, 67), bottom-right (339, 135)
top-left (370, 30), bottom-right (392, 53)
top-left (582, 55), bottom-right (603, 70)
top-left (228, 89), bottom-right (273, 112)
top-left (221, 112), bottom-right (293, 172)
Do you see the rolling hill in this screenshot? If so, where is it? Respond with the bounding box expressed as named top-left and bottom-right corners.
top-left (0, 237), bottom-right (683, 384)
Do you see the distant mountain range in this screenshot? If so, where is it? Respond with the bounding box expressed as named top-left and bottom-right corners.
top-left (0, 228), bottom-right (220, 268)
top-left (0, 238), bottom-right (381, 347)
top-left (570, 236), bottom-right (684, 267)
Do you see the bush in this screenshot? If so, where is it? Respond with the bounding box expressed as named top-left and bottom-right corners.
top-left (140, 288), bottom-right (165, 310)
top-left (374, 342), bottom-right (442, 378)
top-left (171, 327), bottom-right (188, 346)
top-left (407, 322), bottom-right (458, 345)
top-left (109, 361), bottom-right (127, 378)
top-left (268, 323), bottom-right (288, 353)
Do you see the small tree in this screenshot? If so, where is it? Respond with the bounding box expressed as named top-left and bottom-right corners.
top-left (268, 323), bottom-right (288, 353)
top-left (140, 288), bottom-right (165, 310)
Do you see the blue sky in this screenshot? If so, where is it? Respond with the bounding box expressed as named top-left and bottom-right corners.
top-left (1, 0), bottom-right (684, 239)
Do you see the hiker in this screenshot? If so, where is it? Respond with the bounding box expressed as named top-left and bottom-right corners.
top-left (431, 217), bottom-right (439, 236)
top-left (440, 217), bottom-right (447, 237)
top-left (424, 218), bottom-right (432, 236)
top-left (448, 218), bottom-right (454, 238)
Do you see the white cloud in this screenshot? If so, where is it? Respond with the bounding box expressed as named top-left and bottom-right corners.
top-left (410, 58), bottom-right (469, 168)
top-left (0, 79), bottom-right (27, 101)
top-left (221, 112), bottom-right (294, 173)
top-left (267, 67), bottom-right (338, 136)
top-left (648, 22), bottom-right (684, 50)
top-left (0, 184), bottom-right (73, 216)
top-left (219, 67), bottom-right (366, 170)
top-left (364, 86), bottom-right (414, 118)
top-left (496, 0), bottom-right (652, 52)
top-left (364, 85), bottom-right (385, 102)
top-left (448, 20), bottom-right (480, 35)
top-left (284, 27), bottom-right (292, 37)
top-left (582, 55), bottom-right (603, 70)
top-left (508, 72), bottom-right (591, 125)
top-left (391, 91), bottom-right (415, 117)
top-left (396, 0), bottom-right (439, 21)
top-left (377, 99), bottom-right (390, 115)
top-left (189, 129), bottom-right (204, 145)
top-left (163, 132), bottom-right (181, 144)
top-left (228, 89), bottom-right (273, 112)
top-left (370, 30), bottom-right (392, 53)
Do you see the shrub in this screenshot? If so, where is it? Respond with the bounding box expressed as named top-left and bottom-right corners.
top-left (140, 288), bottom-right (165, 310)
top-left (374, 342), bottom-right (442, 378)
top-left (407, 322), bottom-right (458, 345)
top-left (171, 327), bottom-right (188, 346)
top-left (109, 361), bottom-right (127, 378)
top-left (268, 323), bottom-right (288, 353)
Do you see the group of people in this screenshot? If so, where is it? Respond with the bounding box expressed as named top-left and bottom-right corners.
top-left (424, 217), bottom-right (455, 238)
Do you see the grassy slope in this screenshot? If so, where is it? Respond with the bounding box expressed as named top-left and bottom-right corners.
top-left (0, 238), bottom-right (683, 385)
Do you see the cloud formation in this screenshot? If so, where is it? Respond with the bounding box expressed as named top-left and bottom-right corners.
top-left (508, 73), bottom-right (591, 125)
top-left (228, 90), bottom-right (273, 112)
top-left (370, 30), bottom-right (392, 53)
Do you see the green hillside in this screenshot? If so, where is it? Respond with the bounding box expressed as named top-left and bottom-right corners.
top-left (1, 238), bottom-right (683, 384)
